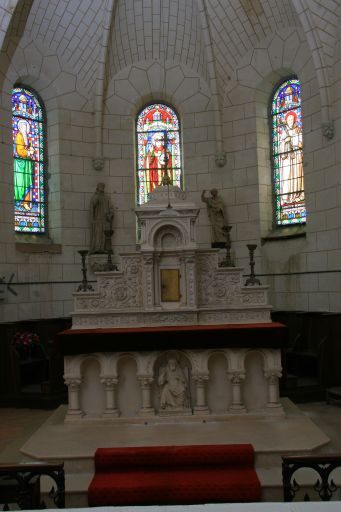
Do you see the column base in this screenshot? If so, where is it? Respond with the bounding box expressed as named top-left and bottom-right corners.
top-left (266, 403), bottom-right (284, 413)
top-left (138, 408), bottom-right (155, 417)
top-left (64, 410), bottom-right (84, 422)
top-left (193, 406), bottom-right (210, 415)
top-left (102, 409), bottom-right (119, 418)
top-left (229, 405), bottom-right (247, 413)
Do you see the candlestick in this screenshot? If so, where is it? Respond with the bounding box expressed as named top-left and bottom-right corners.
top-left (245, 244), bottom-right (261, 286)
top-left (77, 250), bottom-right (94, 291)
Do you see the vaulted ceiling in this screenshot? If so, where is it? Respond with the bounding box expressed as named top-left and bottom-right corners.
top-left (1, 0), bottom-right (340, 99)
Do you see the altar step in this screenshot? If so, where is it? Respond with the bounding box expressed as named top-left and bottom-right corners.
top-left (21, 398), bottom-right (330, 506)
top-left (40, 461), bottom-right (328, 506)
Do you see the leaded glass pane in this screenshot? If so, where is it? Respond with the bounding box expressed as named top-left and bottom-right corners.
top-left (136, 103), bottom-right (182, 205)
top-left (12, 87), bottom-right (46, 233)
top-left (271, 78), bottom-right (306, 226)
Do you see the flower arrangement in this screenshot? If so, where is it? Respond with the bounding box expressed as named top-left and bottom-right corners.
top-left (11, 331), bottom-right (40, 349)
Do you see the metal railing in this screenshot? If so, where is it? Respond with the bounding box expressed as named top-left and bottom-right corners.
top-left (282, 454), bottom-right (341, 502)
top-left (0, 461), bottom-right (65, 510)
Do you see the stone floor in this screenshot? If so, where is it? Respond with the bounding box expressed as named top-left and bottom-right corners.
top-left (0, 401), bottom-right (341, 508)
top-left (0, 401), bottom-right (341, 463)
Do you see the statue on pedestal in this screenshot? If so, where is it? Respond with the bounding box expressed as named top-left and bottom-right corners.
top-left (158, 357), bottom-right (189, 411)
top-left (89, 183), bottom-right (114, 254)
top-left (201, 189), bottom-right (227, 247)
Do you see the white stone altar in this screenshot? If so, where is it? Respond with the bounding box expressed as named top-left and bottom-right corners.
top-left (63, 187), bottom-right (284, 422)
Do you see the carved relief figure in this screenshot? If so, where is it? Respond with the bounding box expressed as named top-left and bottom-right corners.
top-left (89, 183), bottom-right (114, 254)
top-left (201, 189), bottom-right (227, 245)
top-left (158, 357), bottom-right (189, 410)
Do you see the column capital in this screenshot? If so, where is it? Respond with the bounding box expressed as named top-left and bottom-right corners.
top-left (137, 376), bottom-right (154, 387)
top-left (64, 378), bottom-right (82, 389)
top-left (264, 370), bottom-right (282, 381)
top-left (100, 377), bottom-right (118, 386)
top-left (192, 374), bottom-right (209, 384)
top-left (228, 372), bottom-right (245, 384)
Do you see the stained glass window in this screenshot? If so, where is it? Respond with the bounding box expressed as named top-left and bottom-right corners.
top-left (136, 103), bottom-right (182, 205)
top-left (12, 86), bottom-right (46, 233)
top-left (271, 78), bottom-right (306, 226)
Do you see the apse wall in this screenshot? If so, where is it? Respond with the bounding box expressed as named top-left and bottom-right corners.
top-left (0, 0), bottom-right (341, 322)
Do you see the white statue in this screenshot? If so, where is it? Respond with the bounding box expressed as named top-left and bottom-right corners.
top-left (89, 183), bottom-right (114, 254)
top-left (201, 188), bottom-right (227, 245)
top-left (158, 357), bottom-right (189, 411)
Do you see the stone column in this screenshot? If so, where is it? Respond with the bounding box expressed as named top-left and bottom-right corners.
top-left (64, 378), bottom-right (83, 419)
top-left (142, 254), bottom-right (154, 309)
top-left (101, 377), bottom-right (119, 417)
top-left (193, 375), bottom-right (209, 415)
top-left (184, 254), bottom-right (196, 308)
top-left (228, 372), bottom-right (246, 413)
top-left (138, 377), bottom-right (155, 416)
top-left (265, 371), bottom-right (282, 410)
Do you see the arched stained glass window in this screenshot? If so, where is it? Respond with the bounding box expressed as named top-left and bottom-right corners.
top-left (271, 78), bottom-right (306, 226)
top-left (12, 86), bottom-right (46, 233)
top-left (136, 103), bottom-right (182, 205)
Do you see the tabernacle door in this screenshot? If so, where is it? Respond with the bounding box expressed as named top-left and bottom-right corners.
top-left (160, 269), bottom-right (181, 302)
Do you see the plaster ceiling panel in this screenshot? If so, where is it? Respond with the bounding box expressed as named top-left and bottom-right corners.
top-left (24, 0), bottom-right (106, 94)
top-left (205, 0), bottom-right (299, 92)
top-left (108, 0), bottom-right (208, 83)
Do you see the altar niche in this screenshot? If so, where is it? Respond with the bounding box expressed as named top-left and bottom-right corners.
top-left (152, 224), bottom-right (189, 308)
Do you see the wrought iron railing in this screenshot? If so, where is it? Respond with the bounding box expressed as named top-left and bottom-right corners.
top-left (0, 461), bottom-right (65, 510)
top-left (282, 454), bottom-right (341, 501)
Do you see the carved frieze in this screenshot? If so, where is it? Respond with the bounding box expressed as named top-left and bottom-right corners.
top-left (242, 290), bottom-right (267, 305)
top-left (198, 310), bottom-right (271, 324)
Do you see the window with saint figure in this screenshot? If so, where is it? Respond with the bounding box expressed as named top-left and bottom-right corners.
top-left (12, 86), bottom-right (46, 233)
top-left (271, 78), bottom-right (306, 226)
top-left (136, 103), bottom-right (182, 206)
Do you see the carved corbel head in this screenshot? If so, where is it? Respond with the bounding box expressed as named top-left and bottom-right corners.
top-left (92, 157), bottom-right (105, 171)
top-left (215, 151), bottom-right (226, 167)
top-left (322, 122), bottom-right (334, 140)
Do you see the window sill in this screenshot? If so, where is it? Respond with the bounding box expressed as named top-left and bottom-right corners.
top-left (16, 241), bottom-right (62, 253)
top-left (261, 225), bottom-right (306, 245)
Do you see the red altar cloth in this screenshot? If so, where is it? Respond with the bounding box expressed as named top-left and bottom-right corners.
top-left (58, 322), bottom-right (287, 356)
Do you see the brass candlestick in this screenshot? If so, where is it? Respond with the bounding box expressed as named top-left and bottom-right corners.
top-left (220, 225), bottom-right (234, 267)
top-left (77, 250), bottom-right (94, 291)
top-left (245, 244), bottom-right (261, 286)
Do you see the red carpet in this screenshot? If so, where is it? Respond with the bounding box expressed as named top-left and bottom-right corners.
top-left (88, 444), bottom-right (261, 506)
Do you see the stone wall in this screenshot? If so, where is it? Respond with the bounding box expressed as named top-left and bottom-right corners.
top-left (0, 0), bottom-right (341, 321)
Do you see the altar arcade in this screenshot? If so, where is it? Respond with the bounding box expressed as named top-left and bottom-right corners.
top-left (60, 186), bottom-right (286, 421)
